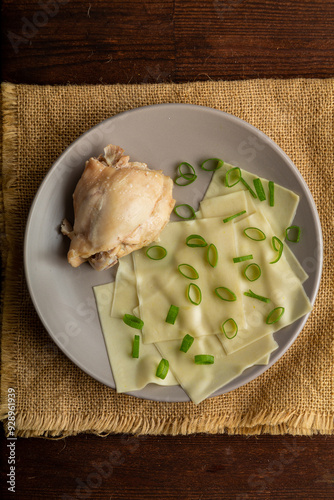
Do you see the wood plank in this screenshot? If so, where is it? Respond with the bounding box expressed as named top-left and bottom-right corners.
top-left (2, 0), bottom-right (333, 83)
top-left (1, 429), bottom-right (333, 499)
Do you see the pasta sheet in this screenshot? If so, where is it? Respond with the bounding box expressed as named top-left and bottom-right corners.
top-left (155, 332), bottom-right (278, 404)
top-left (202, 165), bottom-right (308, 283)
top-left (204, 162), bottom-right (299, 239)
top-left (93, 259), bottom-right (178, 393)
top-left (100, 256), bottom-right (277, 403)
top-left (219, 211), bottom-right (312, 354)
top-left (133, 217), bottom-right (246, 344)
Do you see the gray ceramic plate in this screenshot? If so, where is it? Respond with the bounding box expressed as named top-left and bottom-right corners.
top-left (24, 104), bottom-right (323, 402)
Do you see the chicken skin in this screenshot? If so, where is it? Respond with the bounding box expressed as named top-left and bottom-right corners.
top-left (61, 144), bottom-right (175, 270)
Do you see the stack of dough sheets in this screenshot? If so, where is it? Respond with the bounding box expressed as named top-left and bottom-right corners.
top-left (93, 163), bottom-right (312, 404)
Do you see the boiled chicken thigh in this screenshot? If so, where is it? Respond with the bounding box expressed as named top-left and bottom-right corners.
top-left (61, 144), bottom-right (175, 270)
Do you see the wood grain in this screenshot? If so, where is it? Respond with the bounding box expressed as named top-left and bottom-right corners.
top-left (1, 428), bottom-right (334, 500)
top-left (1, 1), bottom-right (334, 499)
top-left (2, 0), bottom-right (334, 84)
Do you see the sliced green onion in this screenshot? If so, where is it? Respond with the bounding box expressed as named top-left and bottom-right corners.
top-left (132, 335), bottom-right (140, 358)
top-left (187, 283), bottom-right (202, 305)
top-left (243, 263), bottom-right (262, 282)
top-left (225, 167), bottom-right (241, 187)
top-left (186, 234), bottom-right (208, 247)
top-left (174, 204), bottom-right (196, 220)
top-left (253, 178), bottom-right (266, 201)
top-left (206, 243), bottom-right (218, 268)
top-left (180, 334), bottom-right (194, 353)
top-left (223, 210), bottom-right (247, 223)
top-left (175, 162), bottom-right (197, 186)
top-left (200, 158), bottom-right (224, 172)
top-left (214, 286), bottom-right (237, 302)
top-left (123, 314), bottom-right (144, 330)
top-left (194, 354), bottom-right (214, 365)
top-left (178, 263), bottom-right (199, 280)
top-left (221, 318), bottom-right (238, 339)
top-left (243, 227), bottom-right (266, 241)
top-left (244, 289), bottom-right (270, 303)
top-left (240, 176), bottom-right (257, 198)
top-left (269, 180), bottom-right (275, 207)
top-left (146, 245), bottom-right (167, 260)
top-left (266, 306), bottom-right (285, 324)
top-left (286, 225), bottom-right (301, 243)
top-left (270, 236), bottom-right (284, 264)
top-left (156, 359), bottom-right (169, 379)
top-left (166, 305), bottom-right (179, 325)
top-left (233, 254), bottom-right (253, 263)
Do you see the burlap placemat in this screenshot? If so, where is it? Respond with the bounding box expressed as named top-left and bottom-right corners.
top-left (1, 80), bottom-right (333, 437)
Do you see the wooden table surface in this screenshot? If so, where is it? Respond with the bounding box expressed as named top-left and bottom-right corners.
top-left (1, 1), bottom-right (333, 499)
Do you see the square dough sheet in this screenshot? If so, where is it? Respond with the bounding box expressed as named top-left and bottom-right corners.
top-left (96, 257), bottom-right (277, 403)
top-left (103, 255), bottom-right (274, 403)
top-left (204, 162), bottom-right (299, 239)
top-left (93, 259), bottom-right (178, 393)
top-left (197, 190), bottom-right (253, 219)
top-left (108, 256), bottom-right (277, 404)
top-left (155, 332), bottom-right (278, 404)
top-left (202, 169), bottom-right (308, 284)
top-left (218, 211), bottom-right (312, 354)
top-left (133, 217), bottom-right (246, 344)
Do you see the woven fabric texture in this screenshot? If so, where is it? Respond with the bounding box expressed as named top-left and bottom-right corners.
top-left (1, 80), bottom-right (333, 437)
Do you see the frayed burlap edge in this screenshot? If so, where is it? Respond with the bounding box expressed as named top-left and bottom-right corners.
top-left (12, 409), bottom-right (334, 438)
top-left (0, 81), bottom-right (333, 438)
top-left (1, 82), bottom-right (19, 431)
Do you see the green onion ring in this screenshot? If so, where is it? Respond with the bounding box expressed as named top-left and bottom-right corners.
top-left (123, 314), bottom-right (144, 329)
top-left (270, 236), bottom-right (284, 264)
top-left (269, 180), bottom-right (275, 207)
top-left (132, 335), bottom-right (140, 358)
top-left (206, 243), bottom-right (218, 268)
top-left (214, 286), bottom-right (237, 302)
top-left (156, 359), bottom-right (169, 379)
top-left (221, 318), bottom-right (238, 339)
top-left (200, 158), bottom-right (224, 172)
top-left (178, 263), bottom-right (199, 280)
top-left (286, 225), bottom-right (301, 243)
top-left (223, 210), bottom-right (246, 223)
top-left (225, 167), bottom-right (242, 187)
top-left (180, 334), bottom-right (194, 353)
top-left (194, 354), bottom-right (214, 365)
top-left (186, 234), bottom-right (208, 247)
top-left (187, 283), bottom-right (202, 305)
top-left (233, 254), bottom-right (253, 263)
top-left (165, 305), bottom-right (179, 325)
top-left (243, 227), bottom-right (266, 241)
top-left (175, 162), bottom-right (197, 186)
top-left (174, 204), bottom-right (196, 220)
top-left (243, 263), bottom-right (262, 282)
top-left (253, 178), bottom-right (266, 201)
top-left (145, 245), bottom-right (167, 260)
top-left (266, 306), bottom-right (285, 324)
top-left (244, 289), bottom-right (270, 303)
top-left (240, 177), bottom-right (257, 198)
